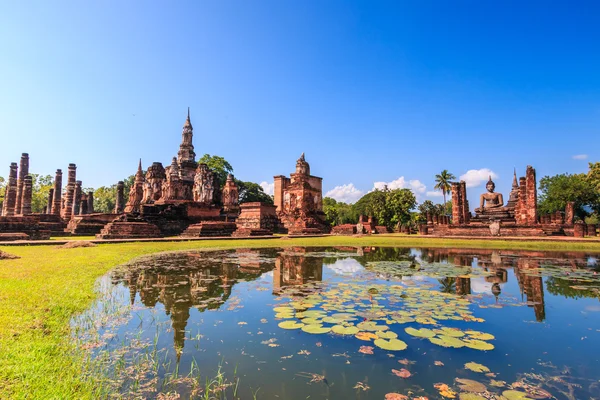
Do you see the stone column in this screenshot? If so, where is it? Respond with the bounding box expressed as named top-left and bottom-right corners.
top-left (21, 176), bottom-right (33, 215)
top-left (72, 180), bottom-right (82, 216)
top-left (79, 194), bottom-right (88, 215)
top-left (525, 166), bottom-right (537, 225)
top-left (587, 224), bottom-right (598, 237)
top-left (573, 221), bottom-right (585, 238)
top-left (2, 163), bottom-right (18, 216)
top-left (565, 202), bottom-right (575, 225)
top-left (51, 169), bottom-right (63, 215)
top-left (15, 153), bottom-right (29, 214)
top-left (451, 182), bottom-right (462, 224)
top-left (460, 181), bottom-right (470, 223)
top-left (87, 191), bottom-right (94, 213)
top-left (516, 177), bottom-right (527, 225)
top-left (47, 188), bottom-right (54, 214)
top-left (62, 164), bottom-right (77, 220)
top-left (114, 181), bottom-right (125, 213)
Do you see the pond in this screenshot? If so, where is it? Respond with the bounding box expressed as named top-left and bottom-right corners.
top-left (73, 247), bottom-right (600, 399)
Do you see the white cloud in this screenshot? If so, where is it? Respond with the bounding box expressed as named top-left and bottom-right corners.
top-left (325, 183), bottom-right (364, 204)
top-left (426, 191), bottom-right (444, 197)
top-left (325, 258), bottom-right (364, 276)
top-left (260, 181), bottom-right (274, 195)
top-left (573, 154), bottom-right (588, 160)
top-left (372, 177), bottom-right (426, 194)
top-left (459, 168), bottom-right (498, 188)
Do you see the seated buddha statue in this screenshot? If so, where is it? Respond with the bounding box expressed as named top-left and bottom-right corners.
top-left (475, 177), bottom-right (504, 213)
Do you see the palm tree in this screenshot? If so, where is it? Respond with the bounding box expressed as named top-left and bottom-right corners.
top-left (434, 170), bottom-right (456, 211)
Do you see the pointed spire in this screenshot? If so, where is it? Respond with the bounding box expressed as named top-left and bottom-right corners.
top-left (187, 106), bottom-right (190, 119)
top-left (512, 168), bottom-right (518, 188)
top-left (137, 159), bottom-right (142, 173)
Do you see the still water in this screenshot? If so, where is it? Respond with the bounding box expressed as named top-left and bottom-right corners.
top-left (74, 247), bottom-right (600, 399)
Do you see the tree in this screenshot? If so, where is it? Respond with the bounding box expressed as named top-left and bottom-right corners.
top-left (323, 197), bottom-right (340, 226)
top-left (434, 170), bottom-right (456, 210)
top-left (197, 154), bottom-right (234, 187)
top-left (351, 188), bottom-right (417, 229)
top-left (236, 180), bottom-right (273, 205)
top-left (323, 197), bottom-right (356, 226)
top-left (30, 174), bottom-right (53, 213)
top-left (538, 173), bottom-right (599, 220)
top-left (0, 176), bottom-right (5, 210)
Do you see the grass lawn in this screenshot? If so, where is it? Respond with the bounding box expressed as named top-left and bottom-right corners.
top-left (1, 235), bottom-right (600, 399)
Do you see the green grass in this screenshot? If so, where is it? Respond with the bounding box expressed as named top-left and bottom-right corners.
top-left (1, 235), bottom-right (600, 399)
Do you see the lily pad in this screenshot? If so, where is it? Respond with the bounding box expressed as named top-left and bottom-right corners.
top-left (464, 362), bottom-right (490, 373)
top-left (502, 390), bottom-right (533, 400)
top-left (429, 335), bottom-right (465, 348)
top-left (374, 338), bottom-right (408, 351)
top-left (463, 339), bottom-right (495, 351)
top-left (459, 394), bottom-right (486, 400)
top-left (331, 325), bottom-right (359, 335)
top-left (355, 332), bottom-right (379, 341)
top-left (278, 320), bottom-right (305, 329)
top-left (405, 327), bottom-right (436, 338)
top-left (377, 330), bottom-right (399, 339)
top-left (455, 378), bottom-right (487, 392)
top-left (301, 324), bottom-right (331, 334)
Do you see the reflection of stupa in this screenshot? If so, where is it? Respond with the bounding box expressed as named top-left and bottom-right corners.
top-left (272, 248), bottom-right (324, 292)
top-left (514, 259), bottom-right (546, 322)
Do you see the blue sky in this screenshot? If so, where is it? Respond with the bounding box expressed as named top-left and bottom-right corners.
top-left (1, 1), bottom-right (598, 205)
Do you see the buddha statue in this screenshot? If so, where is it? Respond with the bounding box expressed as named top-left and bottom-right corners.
top-left (476, 176), bottom-right (504, 212)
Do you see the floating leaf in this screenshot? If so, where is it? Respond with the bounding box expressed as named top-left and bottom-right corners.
top-left (434, 327), bottom-right (465, 338)
top-left (464, 362), bottom-right (490, 373)
top-left (278, 320), bottom-right (305, 329)
top-left (385, 394), bottom-right (409, 400)
top-left (458, 394), bottom-right (486, 400)
top-left (429, 335), bottom-right (465, 348)
top-left (405, 327), bottom-right (436, 338)
top-left (434, 383), bottom-right (457, 398)
top-left (463, 339), bottom-right (495, 351)
top-left (355, 332), bottom-right (379, 341)
top-left (377, 330), bottom-right (398, 339)
top-left (392, 368), bottom-right (411, 378)
top-left (502, 390), bottom-right (533, 400)
top-left (455, 378), bottom-right (487, 392)
top-left (331, 325), bottom-right (359, 335)
top-left (358, 345), bottom-right (374, 354)
top-left (301, 324), bottom-right (331, 334)
top-left (374, 338), bottom-right (408, 351)
top-left (465, 331), bottom-right (495, 341)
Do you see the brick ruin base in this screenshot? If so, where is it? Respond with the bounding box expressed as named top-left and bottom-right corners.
top-left (232, 202), bottom-right (278, 237)
top-left (0, 216), bottom-right (51, 240)
top-left (430, 223), bottom-right (576, 237)
top-left (331, 224), bottom-right (357, 235)
top-left (67, 213), bottom-right (119, 235)
top-left (181, 221), bottom-right (237, 237)
top-left (96, 214), bottom-right (163, 239)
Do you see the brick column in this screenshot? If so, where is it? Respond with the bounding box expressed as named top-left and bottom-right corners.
top-left (72, 180), bottom-right (82, 216)
top-left (525, 166), bottom-right (537, 225)
top-left (21, 176), bottom-right (33, 215)
top-left (573, 221), bottom-right (585, 238)
top-left (516, 177), bottom-right (527, 225)
top-left (87, 191), bottom-right (94, 213)
top-left (62, 164), bottom-right (76, 220)
top-left (51, 169), bottom-right (63, 215)
top-left (451, 182), bottom-right (462, 224)
top-left (460, 181), bottom-right (470, 223)
top-left (46, 188), bottom-right (54, 214)
top-left (114, 181), bottom-right (125, 213)
top-left (565, 202), bottom-right (575, 225)
top-left (2, 163), bottom-right (18, 216)
top-left (587, 224), bottom-right (597, 237)
top-left (15, 153), bottom-right (29, 214)
top-left (79, 193), bottom-right (88, 215)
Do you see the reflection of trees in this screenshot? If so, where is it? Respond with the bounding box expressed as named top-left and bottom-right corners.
top-left (545, 277), bottom-right (600, 300)
top-left (438, 277), bottom-right (456, 294)
top-left (113, 250), bottom-right (276, 356)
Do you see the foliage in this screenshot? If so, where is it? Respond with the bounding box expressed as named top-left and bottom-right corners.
top-left (434, 170), bottom-right (456, 207)
top-left (30, 174), bottom-right (54, 213)
top-left (236, 180), bottom-right (273, 205)
top-left (0, 176), bottom-right (5, 210)
top-left (92, 175), bottom-right (135, 214)
top-left (417, 200), bottom-right (448, 222)
top-left (197, 154), bottom-right (234, 187)
top-left (538, 172), bottom-right (599, 220)
top-left (323, 197), bottom-right (357, 226)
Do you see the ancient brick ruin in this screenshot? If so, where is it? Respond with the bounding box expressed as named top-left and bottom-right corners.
top-left (232, 202), bottom-right (279, 237)
top-left (273, 154), bottom-right (328, 235)
top-left (427, 165), bottom-right (586, 237)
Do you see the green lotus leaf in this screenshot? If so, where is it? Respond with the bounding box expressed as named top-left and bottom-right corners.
top-left (376, 330), bottom-right (398, 339)
top-left (331, 325), bottom-right (359, 335)
top-left (429, 335), bottom-right (465, 348)
top-left (300, 317), bottom-right (323, 325)
top-left (463, 339), bottom-right (495, 351)
top-left (502, 390), bottom-right (533, 400)
top-left (301, 324), bottom-right (331, 334)
top-left (465, 331), bottom-right (495, 341)
top-left (464, 362), bottom-right (490, 373)
top-left (300, 310), bottom-right (327, 318)
top-left (373, 338), bottom-right (408, 351)
top-left (278, 321), bottom-right (305, 330)
top-left (405, 327), bottom-right (436, 338)
top-left (434, 327), bottom-right (465, 338)
top-left (455, 378), bottom-right (487, 392)
top-left (275, 312), bottom-right (295, 319)
top-left (273, 306), bottom-right (294, 313)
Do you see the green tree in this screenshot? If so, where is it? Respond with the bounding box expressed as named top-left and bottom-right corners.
top-left (538, 173), bottom-right (598, 220)
top-left (434, 170), bottom-right (456, 209)
top-left (30, 174), bottom-right (54, 213)
top-left (0, 176), bottom-right (5, 210)
top-left (197, 154), bottom-right (234, 187)
top-left (351, 188), bottom-right (417, 229)
top-left (323, 197), bottom-right (340, 225)
top-left (236, 180), bottom-right (273, 205)
top-left (93, 185), bottom-right (117, 213)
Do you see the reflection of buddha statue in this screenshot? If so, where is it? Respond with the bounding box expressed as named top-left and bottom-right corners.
top-left (477, 176), bottom-right (504, 211)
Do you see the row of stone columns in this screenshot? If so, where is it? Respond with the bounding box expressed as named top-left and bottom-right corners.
top-left (1, 154), bottom-right (33, 216)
